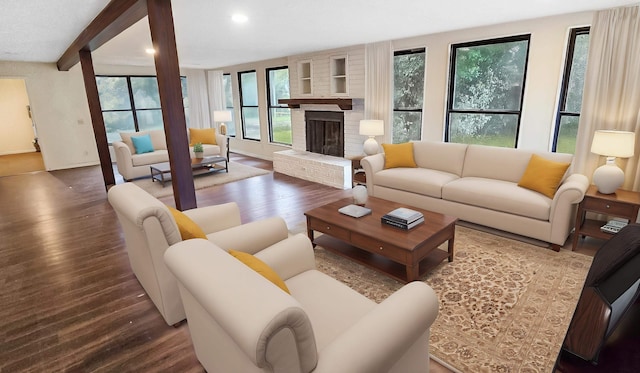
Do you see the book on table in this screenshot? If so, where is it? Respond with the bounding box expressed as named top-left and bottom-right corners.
top-left (382, 216), bottom-right (425, 230)
top-left (382, 207), bottom-right (424, 224)
top-left (338, 204), bottom-right (372, 218)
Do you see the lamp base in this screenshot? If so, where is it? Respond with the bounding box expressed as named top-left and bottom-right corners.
top-left (219, 123), bottom-right (227, 135)
top-left (593, 163), bottom-right (624, 194)
top-left (363, 137), bottom-right (379, 156)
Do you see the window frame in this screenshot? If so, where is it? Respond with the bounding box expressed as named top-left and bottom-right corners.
top-left (238, 70), bottom-right (260, 141)
top-left (552, 26), bottom-right (590, 153)
top-left (392, 47), bottom-right (426, 143)
top-left (444, 34), bottom-right (531, 148)
top-left (96, 75), bottom-right (187, 144)
top-left (265, 65), bottom-right (292, 145)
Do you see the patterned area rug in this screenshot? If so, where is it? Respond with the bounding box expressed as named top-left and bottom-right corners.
top-left (312, 225), bottom-right (592, 373)
top-left (131, 161), bottom-right (270, 198)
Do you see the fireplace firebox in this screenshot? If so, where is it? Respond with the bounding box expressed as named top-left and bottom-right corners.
top-left (305, 111), bottom-right (344, 158)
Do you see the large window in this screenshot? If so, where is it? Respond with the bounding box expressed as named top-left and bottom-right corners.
top-left (266, 66), bottom-right (292, 145)
top-left (553, 27), bottom-right (590, 154)
top-left (238, 70), bottom-right (260, 140)
top-left (96, 75), bottom-right (187, 143)
top-left (223, 73), bottom-right (236, 137)
top-left (446, 35), bottom-right (530, 148)
top-left (393, 48), bottom-right (425, 143)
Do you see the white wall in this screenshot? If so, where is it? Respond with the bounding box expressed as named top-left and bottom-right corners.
top-left (0, 62), bottom-right (98, 170)
top-left (0, 10), bottom-right (595, 170)
top-left (0, 79), bottom-right (35, 155)
top-left (392, 11), bottom-right (593, 150)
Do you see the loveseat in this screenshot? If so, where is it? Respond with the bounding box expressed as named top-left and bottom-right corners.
top-left (113, 129), bottom-right (227, 181)
top-left (107, 182), bottom-right (287, 325)
top-left (362, 141), bottom-right (590, 250)
top-left (164, 235), bottom-right (439, 372)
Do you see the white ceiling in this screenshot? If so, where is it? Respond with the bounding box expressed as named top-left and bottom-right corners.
top-left (1, 0), bottom-right (637, 69)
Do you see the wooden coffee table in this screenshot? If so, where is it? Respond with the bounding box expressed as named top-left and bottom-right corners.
top-left (150, 156), bottom-right (228, 187)
top-left (305, 196), bottom-right (457, 283)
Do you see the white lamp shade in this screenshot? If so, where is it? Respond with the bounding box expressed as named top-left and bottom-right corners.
top-left (591, 130), bottom-right (635, 158)
top-left (213, 110), bottom-right (232, 122)
top-left (359, 120), bottom-right (384, 136)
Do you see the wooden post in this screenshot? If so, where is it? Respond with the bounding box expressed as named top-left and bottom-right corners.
top-left (79, 50), bottom-right (116, 189)
top-left (147, 0), bottom-right (196, 210)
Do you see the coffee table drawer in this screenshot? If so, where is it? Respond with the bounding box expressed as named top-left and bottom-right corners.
top-left (351, 232), bottom-right (405, 262)
top-left (308, 219), bottom-right (351, 241)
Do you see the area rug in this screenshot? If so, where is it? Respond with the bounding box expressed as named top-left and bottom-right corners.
top-left (131, 161), bottom-right (270, 198)
top-left (311, 225), bottom-right (592, 373)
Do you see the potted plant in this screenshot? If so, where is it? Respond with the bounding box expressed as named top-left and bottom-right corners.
top-left (193, 142), bottom-right (204, 158)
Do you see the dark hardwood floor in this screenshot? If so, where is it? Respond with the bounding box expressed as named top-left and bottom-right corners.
top-left (1, 152), bottom-right (638, 372)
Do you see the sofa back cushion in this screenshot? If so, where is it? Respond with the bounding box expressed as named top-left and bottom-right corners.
top-left (120, 130), bottom-right (167, 153)
top-left (462, 145), bottom-right (573, 183)
top-left (413, 141), bottom-right (468, 176)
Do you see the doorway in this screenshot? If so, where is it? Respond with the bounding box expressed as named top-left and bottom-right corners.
top-left (0, 78), bottom-right (45, 176)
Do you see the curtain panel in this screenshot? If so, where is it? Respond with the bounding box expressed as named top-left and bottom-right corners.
top-left (364, 41), bottom-right (393, 142)
top-left (574, 6), bottom-right (640, 191)
top-left (185, 69), bottom-right (211, 129)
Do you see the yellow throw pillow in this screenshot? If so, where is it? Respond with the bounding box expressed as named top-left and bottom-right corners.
top-left (167, 206), bottom-right (207, 240)
top-left (382, 142), bottom-right (417, 169)
top-left (228, 250), bottom-right (290, 294)
top-left (189, 128), bottom-right (217, 146)
top-left (518, 154), bottom-right (570, 198)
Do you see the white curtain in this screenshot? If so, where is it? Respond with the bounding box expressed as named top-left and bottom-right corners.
top-left (207, 70), bottom-right (226, 110)
top-left (207, 70), bottom-right (226, 130)
top-left (185, 69), bottom-right (211, 129)
top-left (574, 6), bottom-right (640, 191)
top-left (364, 41), bottom-right (393, 140)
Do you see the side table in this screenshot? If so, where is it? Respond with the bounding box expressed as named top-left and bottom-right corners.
top-left (349, 155), bottom-right (366, 187)
top-left (572, 185), bottom-right (640, 250)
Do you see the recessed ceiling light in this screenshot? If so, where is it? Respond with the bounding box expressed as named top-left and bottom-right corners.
top-left (231, 13), bottom-right (248, 23)
top-left (145, 48), bottom-right (156, 55)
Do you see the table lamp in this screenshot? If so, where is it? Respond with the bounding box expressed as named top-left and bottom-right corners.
top-left (213, 110), bottom-right (232, 135)
top-left (590, 130), bottom-right (635, 194)
top-left (359, 119), bottom-right (384, 156)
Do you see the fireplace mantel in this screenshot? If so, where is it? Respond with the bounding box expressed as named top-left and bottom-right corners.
top-left (278, 98), bottom-right (353, 110)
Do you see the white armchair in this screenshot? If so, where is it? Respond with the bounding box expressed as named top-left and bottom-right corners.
top-left (107, 182), bottom-right (288, 325)
top-left (164, 234), bottom-right (439, 372)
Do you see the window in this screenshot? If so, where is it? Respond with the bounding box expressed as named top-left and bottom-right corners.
top-left (96, 75), bottom-right (188, 143)
top-left (266, 66), bottom-right (292, 145)
top-left (393, 48), bottom-right (425, 143)
top-left (238, 70), bottom-right (260, 140)
top-left (446, 35), bottom-right (530, 148)
top-left (223, 73), bottom-right (236, 137)
top-left (553, 27), bottom-right (590, 154)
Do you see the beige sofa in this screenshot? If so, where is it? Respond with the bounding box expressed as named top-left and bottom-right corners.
top-left (164, 235), bottom-right (439, 372)
top-left (113, 129), bottom-right (227, 181)
top-left (362, 141), bottom-right (590, 249)
top-left (107, 182), bottom-right (287, 325)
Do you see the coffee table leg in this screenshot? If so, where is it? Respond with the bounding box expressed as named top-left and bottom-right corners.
top-left (447, 234), bottom-right (455, 262)
top-left (406, 263), bottom-right (419, 282)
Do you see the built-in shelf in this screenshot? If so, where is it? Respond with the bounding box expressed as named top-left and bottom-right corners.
top-left (298, 60), bottom-right (312, 96)
top-left (278, 98), bottom-right (353, 110)
top-left (330, 55), bottom-right (348, 96)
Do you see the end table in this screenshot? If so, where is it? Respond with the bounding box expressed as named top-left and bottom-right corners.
top-left (572, 185), bottom-right (640, 250)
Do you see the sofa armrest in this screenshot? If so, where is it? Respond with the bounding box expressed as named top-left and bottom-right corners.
top-left (182, 202), bottom-right (241, 233)
top-left (206, 216), bottom-right (289, 254)
top-left (548, 173), bottom-right (590, 244)
top-left (216, 133), bottom-right (228, 159)
top-left (361, 153), bottom-right (385, 192)
top-left (113, 141), bottom-right (135, 180)
top-left (314, 281), bottom-right (438, 373)
top-left (254, 234), bottom-right (316, 281)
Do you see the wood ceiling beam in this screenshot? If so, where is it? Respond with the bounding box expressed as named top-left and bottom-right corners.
top-left (57, 0), bottom-right (147, 71)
